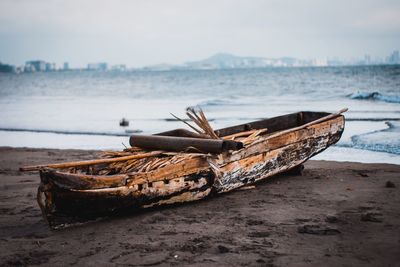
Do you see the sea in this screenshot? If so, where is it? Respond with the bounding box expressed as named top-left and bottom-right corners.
top-left (0, 65), bottom-right (399, 164)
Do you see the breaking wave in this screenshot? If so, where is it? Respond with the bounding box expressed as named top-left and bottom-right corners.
top-left (348, 91), bottom-right (400, 104)
top-left (340, 121), bottom-right (400, 155)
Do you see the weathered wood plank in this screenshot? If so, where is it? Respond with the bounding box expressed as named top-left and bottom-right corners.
top-left (220, 116), bottom-right (344, 165)
top-left (40, 169), bottom-right (129, 190)
top-left (215, 133), bottom-right (339, 192)
top-left (216, 112), bottom-right (300, 137)
top-left (38, 171), bottom-right (214, 228)
top-left (22, 151), bottom-right (163, 172)
top-left (126, 157), bottom-right (210, 185)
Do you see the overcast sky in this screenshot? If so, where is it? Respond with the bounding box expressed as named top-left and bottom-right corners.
top-left (0, 0), bottom-right (399, 68)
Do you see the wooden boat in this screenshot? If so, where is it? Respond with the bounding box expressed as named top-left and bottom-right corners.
top-left (22, 109), bottom-right (346, 229)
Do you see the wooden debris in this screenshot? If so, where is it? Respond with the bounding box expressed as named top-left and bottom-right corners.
top-left (20, 151), bottom-right (163, 172)
top-left (223, 128), bottom-right (268, 140)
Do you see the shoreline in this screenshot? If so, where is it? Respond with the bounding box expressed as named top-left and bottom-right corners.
top-left (1, 141), bottom-right (399, 165)
top-left (1, 147), bottom-right (399, 266)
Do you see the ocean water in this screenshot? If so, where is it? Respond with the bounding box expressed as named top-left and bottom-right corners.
top-left (0, 65), bottom-right (399, 164)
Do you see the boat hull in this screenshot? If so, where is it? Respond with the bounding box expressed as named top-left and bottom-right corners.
top-left (37, 112), bottom-right (345, 229)
top-left (215, 115), bottom-right (344, 192)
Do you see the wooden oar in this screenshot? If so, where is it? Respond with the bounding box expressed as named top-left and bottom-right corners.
top-left (20, 151), bottom-right (164, 172)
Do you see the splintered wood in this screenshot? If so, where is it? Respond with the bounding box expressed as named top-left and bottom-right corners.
top-left (96, 127), bottom-right (266, 175)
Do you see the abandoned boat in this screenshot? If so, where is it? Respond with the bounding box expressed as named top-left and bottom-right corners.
top-left (21, 109), bottom-right (346, 229)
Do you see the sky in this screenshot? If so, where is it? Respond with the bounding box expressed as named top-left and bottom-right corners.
top-left (0, 0), bottom-right (399, 68)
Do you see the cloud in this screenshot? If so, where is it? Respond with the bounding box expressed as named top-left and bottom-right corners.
top-left (0, 0), bottom-right (399, 67)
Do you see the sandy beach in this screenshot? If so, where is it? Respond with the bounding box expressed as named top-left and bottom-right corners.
top-left (0, 146), bottom-right (399, 266)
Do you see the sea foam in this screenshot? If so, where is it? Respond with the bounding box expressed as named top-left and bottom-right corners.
top-left (348, 91), bottom-right (400, 104)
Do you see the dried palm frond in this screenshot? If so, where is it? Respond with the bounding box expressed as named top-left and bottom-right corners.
top-left (185, 107), bottom-right (219, 139)
top-left (170, 107), bottom-right (219, 139)
top-left (170, 113), bottom-right (203, 134)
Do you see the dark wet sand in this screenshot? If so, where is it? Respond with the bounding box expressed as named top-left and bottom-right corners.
top-left (0, 147), bottom-right (399, 266)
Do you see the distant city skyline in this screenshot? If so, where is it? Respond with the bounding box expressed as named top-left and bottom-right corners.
top-left (1, 50), bottom-right (399, 73)
top-left (1, 49), bottom-right (400, 69)
top-left (1, 0), bottom-right (399, 68)
top-left (1, 47), bottom-right (399, 70)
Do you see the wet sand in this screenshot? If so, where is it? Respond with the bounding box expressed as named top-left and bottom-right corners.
top-left (0, 147), bottom-right (399, 266)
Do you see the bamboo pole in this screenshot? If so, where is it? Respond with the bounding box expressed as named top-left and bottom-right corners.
top-left (20, 151), bottom-right (164, 172)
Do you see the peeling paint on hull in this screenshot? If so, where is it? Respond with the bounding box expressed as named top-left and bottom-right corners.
top-left (37, 112), bottom-right (345, 229)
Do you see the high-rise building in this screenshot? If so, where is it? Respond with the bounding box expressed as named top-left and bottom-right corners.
top-left (111, 64), bottom-right (127, 71)
top-left (63, 62), bottom-right (69, 70)
top-left (45, 63), bottom-right (56, 71)
top-left (387, 50), bottom-right (399, 64)
top-left (87, 62), bottom-right (108, 71)
top-left (26, 60), bottom-right (46, 72)
top-left (0, 62), bottom-right (15, 73)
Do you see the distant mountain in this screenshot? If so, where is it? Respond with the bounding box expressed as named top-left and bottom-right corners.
top-left (183, 53), bottom-right (313, 69)
top-left (141, 53), bottom-right (326, 71)
top-left (185, 53), bottom-right (274, 69)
